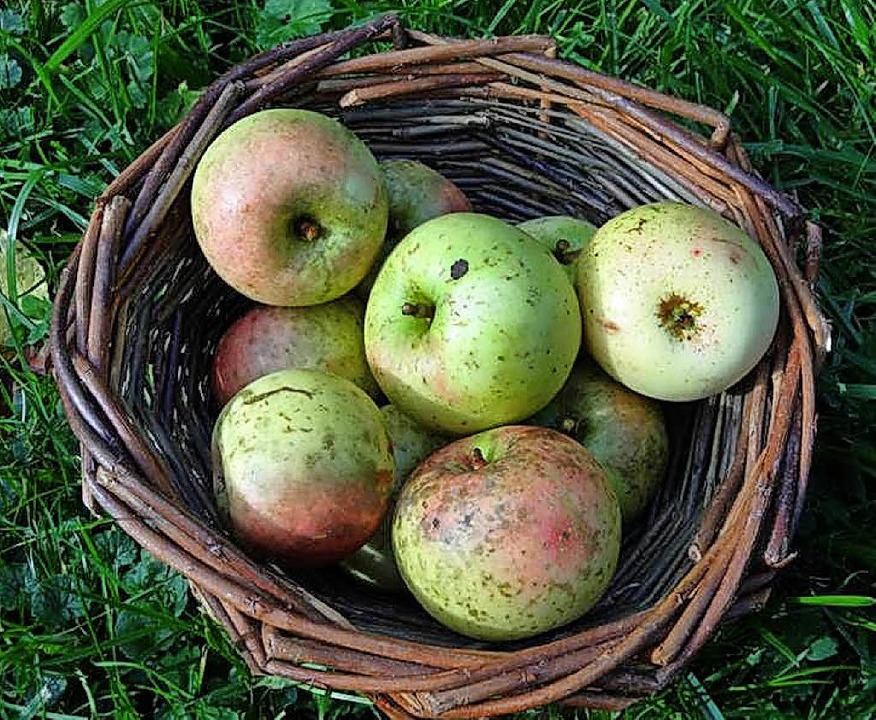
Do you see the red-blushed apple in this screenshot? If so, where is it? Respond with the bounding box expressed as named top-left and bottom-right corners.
top-left (212, 369), bottom-right (394, 567)
top-left (191, 108), bottom-right (388, 306)
top-left (577, 202), bottom-right (780, 401)
top-left (364, 213), bottom-right (581, 434)
top-left (356, 159), bottom-right (471, 299)
top-left (518, 215), bottom-right (596, 289)
top-left (211, 296), bottom-right (378, 407)
top-left (529, 356), bottom-right (669, 523)
top-left (392, 425), bottom-right (621, 641)
top-left (340, 404), bottom-right (449, 592)
top-left (383, 159), bottom-right (472, 237)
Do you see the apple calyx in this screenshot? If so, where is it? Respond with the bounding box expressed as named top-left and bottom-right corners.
top-left (559, 415), bottom-right (582, 436)
top-left (468, 447), bottom-right (488, 470)
top-left (552, 239), bottom-right (582, 266)
top-left (401, 302), bottom-right (435, 321)
top-left (657, 292), bottom-right (703, 341)
top-left (292, 215), bottom-right (324, 243)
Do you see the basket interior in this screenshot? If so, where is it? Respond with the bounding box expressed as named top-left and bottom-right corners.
top-left (115, 96), bottom-right (748, 650)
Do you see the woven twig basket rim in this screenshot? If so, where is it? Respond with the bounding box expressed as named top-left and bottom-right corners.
top-left (50, 15), bottom-right (830, 718)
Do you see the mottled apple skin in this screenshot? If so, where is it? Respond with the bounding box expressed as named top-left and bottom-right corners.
top-left (529, 357), bottom-right (669, 523)
top-left (357, 160), bottom-right (472, 299)
top-left (577, 202), bottom-right (780, 401)
top-left (365, 213), bottom-right (582, 434)
top-left (392, 426), bottom-right (621, 642)
top-left (383, 159), bottom-right (472, 237)
top-left (518, 215), bottom-right (596, 289)
top-left (340, 404), bottom-right (449, 592)
top-left (191, 109), bottom-right (388, 306)
top-left (212, 369), bottom-right (394, 567)
top-left (212, 296), bottom-right (378, 407)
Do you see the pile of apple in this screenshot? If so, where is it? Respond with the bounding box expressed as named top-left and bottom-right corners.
top-left (196, 109), bottom-right (780, 642)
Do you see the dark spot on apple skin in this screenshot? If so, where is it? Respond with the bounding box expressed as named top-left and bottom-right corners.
top-left (729, 252), bottom-right (741, 265)
top-left (692, 248), bottom-right (703, 258)
top-left (600, 319), bottom-right (620, 333)
top-left (450, 258), bottom-right (469, 280)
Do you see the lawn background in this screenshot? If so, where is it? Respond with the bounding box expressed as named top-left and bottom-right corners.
top-left (1, 1), bottom-right (873, 718)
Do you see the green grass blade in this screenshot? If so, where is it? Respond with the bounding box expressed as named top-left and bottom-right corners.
top-left (44, 0), bottom-right (135, 73)
top-left (792, 595), bottom-right (876, 608)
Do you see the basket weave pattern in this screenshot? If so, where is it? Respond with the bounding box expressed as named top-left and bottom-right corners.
top-left (51, 16), bottom-right (830, 718)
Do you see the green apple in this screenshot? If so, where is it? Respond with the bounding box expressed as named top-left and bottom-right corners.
top-left (211, 295), bottom-right (378, 407)
top-left (191, 109), bottom-right (388, 306)
top-left (340, 404), bottom-right (449, 592)
top-left (578, 202), bottom-right (780, 401)
top-left (364, 213), bottom-right (582, 434)
top-left (518, 215), bottom-right (596, 288)
top-left (212, 369), bottom-right (394, 567)
top-left (529, 356), bottom-right (669, 523)
top-left (392, 425), bottom-right (620, 641)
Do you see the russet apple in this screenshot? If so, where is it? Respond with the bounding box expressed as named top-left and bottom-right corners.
top-left (356, 160), bottom-right (471, 299)
top-left (529, 356), bottom-right (669, 523)
top-left (211, 296), bottom-right (378, 407)
top-left (391, 425), bottom-right (621, 641)
top-left (212, 369), bottom-right (394, 567)
top-left (191, 108), bottom-right (388, 306)
top-left (340, 404), bottom-right (449, 592)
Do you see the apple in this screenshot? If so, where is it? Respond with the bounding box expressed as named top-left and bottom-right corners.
top-left (392, 425), bottom-right (621, 641)
top-left (191, 108), bottom-right (388, 306)
top-left (211, 296), bottom-right (378, 407)
top-left (212, 369), bottom-right (394, 567)
top-left (518, 215), bottom-right (596, 288)
top-left (1, 229), bottom-right (49, 348)
top-left (340, 404), bottom-right (449, 592)
top-left (364, 213), bottom-right (582, 434)
top-left (529, 356), bottom-right (669, 523)
top-left (577, 201), bottom-right (780, 401)
top-left (356, 159), bottom-right (471, 299)
top-left (383, 159), bottom-right (472, 237)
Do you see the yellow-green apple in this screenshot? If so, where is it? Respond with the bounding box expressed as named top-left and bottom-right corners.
top-left (529, 356), bottom-right (669, 523)
top-left (518, 215), bottom-right (596, 289)
top-left (364, 213), bottom-right (581, 434)
top-left (212, 369), bottom-right (394, 567)
top-left (577, 202), bottom-right (780, 401)
top-left (211, 296), bottom-right (377, 407)
top-left (191, 109), bottom-right (388, 306)
top-left (391, 425), bottom-right (620, 641)
top-left (340, 404), bottom-right (449, 592)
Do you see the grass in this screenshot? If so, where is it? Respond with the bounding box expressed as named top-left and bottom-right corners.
top-left (1, 0), bottom-right (874, 717)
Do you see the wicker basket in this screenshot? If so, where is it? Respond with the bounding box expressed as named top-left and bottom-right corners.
top-left (51, 16), bottom-right (830, 718)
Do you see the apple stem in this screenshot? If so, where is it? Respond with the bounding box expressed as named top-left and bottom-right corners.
top-left (401, 302), bottom-right (435, 321)
top-left (553, 240), bottom-right (581, 266)
top-left (469, 447), bottom-right (488, 470)
top-left (293, 216), bottom-right (323, 242)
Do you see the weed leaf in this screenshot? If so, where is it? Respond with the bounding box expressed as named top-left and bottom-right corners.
top-left (807, 635), bottom-right (841, 661)
top-left (30, 574), bottom-right (88, 628)
top-left (0, 53), bottom-right (23, 89)
top-left (256, 0), bottom-right (333, 48)
top-left (94, 528), bottom-right (140, 571)
top-left (0, 9), bottom-right (25, 35)
top-left (0, 562), bottom-right (34, 612)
